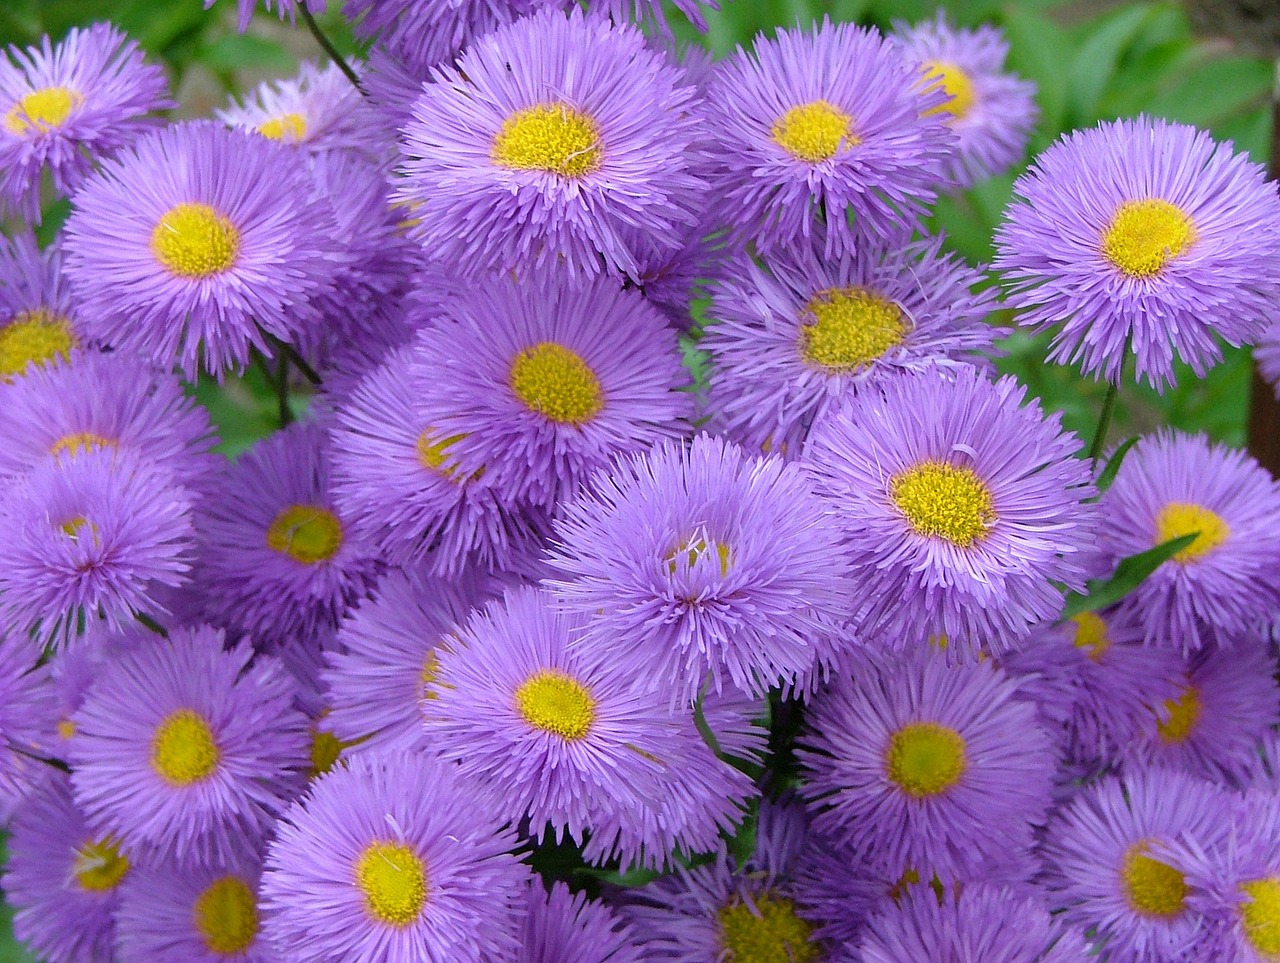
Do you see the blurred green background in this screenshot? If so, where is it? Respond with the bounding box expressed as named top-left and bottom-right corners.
top-left (0, 0), bottom-right (1274, 958)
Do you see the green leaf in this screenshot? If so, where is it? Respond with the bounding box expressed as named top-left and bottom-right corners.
top-left (1061, 533), bottom-right (1198, 619)
top-left (1067, 3), bottom-right (1160, 122)
top-left (1093, 436), bottom-right (1138, 493)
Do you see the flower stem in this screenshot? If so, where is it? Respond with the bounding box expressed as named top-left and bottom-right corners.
top-left (297, 3), bottom-right (364, 94)
top-left (276, 355), bottom-right (295, 427)
top-left (1088, 335), bottom-right (1132, 464)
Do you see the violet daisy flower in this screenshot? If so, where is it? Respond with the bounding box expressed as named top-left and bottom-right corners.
top-left (1100, 430), bottom-right (1280, 652)
top-left (4, 773), bottom-right (129, 963)
top-left (704, 20), bottom-right (955, 256)
top-left (890, 13), bottom-right (1038, 189)
top-left (546, 433), bottom-right (853, 703)
top-left (195, 421), bottom-right (379, 643)
top-left (409, 273), bottom-right (693, 508)
top-left (69, 626), bottom-right (310, 867)
top-left (0, 22), bottom-right (171, 221)
top-left (0, 233), bottom-right (87, 380)
top-left (395, 7), bottom-right (707, 281)
top-left (62, 120), bottom-right (338, 379)
top-left (994, 116), bottom-right (1280, 389)
top-left (0, 631), bottom-right (57, 818)
top-left (702, 230), bottom-right (999, 456)
top-left (858, 884), bottom-right (1088, 963)
top-left (798, 649), bottom-right (1056, 886)
top-left (0, 448), bottom-right (195, 642)
top-left (215, 0), bottom-right (327, 34)
top-left (519, 881), bottom-right (645, 963)
top-left (803, 365), bottom-right (1096, 652)
top-left (261, 751), bottom-right (529, 963)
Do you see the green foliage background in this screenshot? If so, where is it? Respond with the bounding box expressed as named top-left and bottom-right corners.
top-left (0, 0), bottom-right (1272, 957)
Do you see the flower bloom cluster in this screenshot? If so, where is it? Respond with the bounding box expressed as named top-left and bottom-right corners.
top-left (1, 4), bottom-right (1280, 963)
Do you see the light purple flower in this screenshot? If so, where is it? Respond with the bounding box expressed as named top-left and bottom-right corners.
top-left (0, 233), bottom-right (88, 380)
top-left (518, 881), bottom-right (645, 963)
top-left (0, 631), bottom-right (57, 819)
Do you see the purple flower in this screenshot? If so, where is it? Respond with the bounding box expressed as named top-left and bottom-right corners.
top-left (0, 233), bottom-right (87, 380)
top-left (63, 120), bottom-right (339, 379)
top-left (519, 881), bottom-right (645, 963)
top-left (994, 116), bottom-right (1280, 389)
top-left (260, 751), bottom-right (529, 963)
top-left (215, 0), bottom-right (327, 34)
top-left (802, 365), bottom-right (1096, 653)
top-left (0, 630), bottom-right (57, 819)
top-left (704, 20), bottom-right (955, 255)
top-left (546, 434), bottom-right (854, 702)
top-left (702, 229), bottom-right (999, 456)
top-left (0, 22), bottom-right (171, 221)
top-left (394, 7), bottom-right (707, 281)
top-left (69, 625), bottom-right (309, 867)
top-left (1099, 430), bottom-right (1280, 652)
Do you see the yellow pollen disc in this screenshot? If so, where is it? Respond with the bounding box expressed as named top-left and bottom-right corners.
top-left (416, 429), bottom-right (466, 477)
top-left (1101, 199), bottom-right (1195, 279)
top-left (800, 287), bottom-right (906, 372)
top-left (509, 342), bottom-right (603, 425)
top-left (60, 515), bottom-right (97, 544)
top-left (356, 841), bottom-right (427, 927)
top-left (257, 112), bottom-right (307, 141)
top-left (57, 718), bottom-right (77, 740)
top-left (771, 100), bottom-right (856, 163)
top-left (309, 727), bottom-right (345, 778)
top-left (890, 461), bottom-right (996, 548)
top-left (74, 838), bottom-right (130, 892)
top-left (1155, 501), bottom-right (1229, 563)
top-left (420, 650), bottom-right (440, 700)
top-left (1071, 612), bottom-right (1111, 662)
top-left (717, 892), bottom-right (817, 963)
top-left (4, 86), bottom-right (80, 135)
top-left (266, 504), bottom-right (344, 564)
top-left (491, 103), bottom-right (602, 177)
top-left (515, 669), bottom-right (596, 741)
top-left (50, 432), bottom-right (115, 459)
top-left (150, 708), bottom-right (220, 786)
top-left (667, 535), bottom-right (732, 577)
top-left (886, 721), bottom-right (967, 797)
top-left (151, 203), bottom-right (241, 279)
top-left (0, 310), bottom-right (76, 380)
top-left (1122, 842), bottom-right (1187, 918)
top-left (1155, 684), bottom-right (1202, 745)
top-left (193, 875), bottom-right (259, 955)
top-left (921, 61), bottom-right (977, 120)
top-left (1241, 877), bottom-right (1280, 956)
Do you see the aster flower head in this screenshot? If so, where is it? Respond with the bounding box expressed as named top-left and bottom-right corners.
top-left (994, 115), bottom-right (1280, 389)
top-left (215, 0), bottom-right (327, 34)
top-left (409, 272), bottom-right (694, 507)
top-left (705, 19), bottom-right (956, 256)
top-left (890, 12), bottom-right (1038, 189)
top-left (519, 881), bottom-right (645, 963)
top-left (803, 365), bottom-right (1097, 652)
top-left (799, 649), bottom-right (1056, 885)
top-left (1099, 430), bottom-right (1280, 652)
top-left (0, 22), bottom-right (171, 221)
top-left (261, 751), bottom-right (529, 963)
top-left (0, 630), bottom-right (57, 818)
top-left (1041, 767), bottom-right (1230, 961)
top-left (195, 421), bottom-right (379, 643)
top-left (4, 773), bottom-right (129, 963)
top-left (546, 433), bottom-right (854, 703)
top-left (63, 119), bottom-right (338, 379)
top-left (69, 625), bottom-right (310, 867)
top-left (0, 234), bottom-right (88, 381)
top-left (702, 229), bottom-right (1000, 456)
top-left (395, 7), bottom-right (707, 281)
top-left (0, 447), bottom-right (195, 642)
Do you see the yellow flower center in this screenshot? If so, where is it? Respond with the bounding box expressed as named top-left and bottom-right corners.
top-left (800, 287), bottom-right (906, 372)
top-left (59, 515), bottom-right (96, 543)
top-left (417, 429), bottom-right (466, 477)
top-left (150, 708), bottom-right (220, 786)
top-left (921, 61), bottom-right (977, 120)
top-left (266, 504), bottom-right (344, 564)
top-left (890, 461), bottom-right (996, 548)
top-left (193, 875), bottom-right (259, 955)
top-left (509, 342), bottom-right (603, 425)
top-left (420, 650), bottom-right (440, 700)
top-left (257, 112), bottom-right (307, 141)
top-left (309, 727), bottom-right (345, 778)
top-left (717, 892), bottom-right (818, 963)
top-left (667, 534), bottom-right (732, 577)
top-left (491, 103), bottom-right (601, 177)
top-left (1241, 877), bottom-right (1280, 957)
top-left (57, 718), bottom-right (77, 740)
top-left (1122, 841), bottom-right (1187, 918)
top-left (1155, 684), bottom-right (1201, 745)
top-left (356, 841), bottom-right (427, 927)
top-left (515, 669), bottom-right (595, 741)
top-left (1071, 611), bottom-right (1111, 662)
top-left (886, 721), bottom-right (967, 797)
top-left (0, 310), bottom-right (76, 380)
top-left (74, 838), bottom-right (130, 892)
top-left (1101, 199), bottom-right (1196, 279)
top-left (4, 86), bottom-right (79, 135)
top-left (151, 203), bottom-right (241, 279)
top-left (1155, 501), bottom-right (1229, 563)
top-left (50, 432), bottom-right (115, 459)
top-left (771, 100), bottom-right (857, 162)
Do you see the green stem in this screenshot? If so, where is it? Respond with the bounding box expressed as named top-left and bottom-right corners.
top-left (135, 611), bottom-right (169, 639)
top-left (1088, 336), bottom-right (1132, 464)
top-left (693, 676), bottom-right (724, 760)
top-left (276, 355), bottom-right (295, 427)
top-left (269, 336), bottom-right (323, 387)
top-left (297, 3), bottom-right (364, 94)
